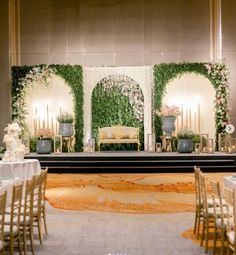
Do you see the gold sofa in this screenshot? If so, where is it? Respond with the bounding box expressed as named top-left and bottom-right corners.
top-left (98, 126), bottom-right (140, 151)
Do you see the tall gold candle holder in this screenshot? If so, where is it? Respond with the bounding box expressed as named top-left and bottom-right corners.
top-left (54, 135), bottom-right (62, 153)
top-left (218, 133), bottom-right (227, 152)
top-left (232, 138), bottom-right (236, 153)
top-left (206, 138), bottom-right (214, 154)
top-left (156, 143), bottom-right (162, 153)
top-left (226, 137), bottom-right (233, 154)
top-left (200, 133), bottom-right (209, 152)
top-left (147, 134), bottom-right (156, 152)
top-left (194, 143), bottom-right (200, 154)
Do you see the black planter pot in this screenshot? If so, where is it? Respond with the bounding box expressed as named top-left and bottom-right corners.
top-left (58, 123), bottom-right (74, 137)
top-left (177, 139), bottom-right (193, 153)
top-left (36, 140), bottom-right (52, 154)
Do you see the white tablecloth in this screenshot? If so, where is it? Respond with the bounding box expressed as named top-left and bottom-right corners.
top-left (0, 159), bottom-right (41, 181)
top-left (223, 176), bottom-right (236, 190)
top-left (0, 178), bottom-right (21, 207)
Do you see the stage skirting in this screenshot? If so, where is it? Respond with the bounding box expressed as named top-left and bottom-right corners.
top-left (22, 152), bottom-right (236, 173)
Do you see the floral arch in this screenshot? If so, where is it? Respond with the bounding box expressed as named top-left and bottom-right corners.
top-left (153, 62), bottom-right (230, 144)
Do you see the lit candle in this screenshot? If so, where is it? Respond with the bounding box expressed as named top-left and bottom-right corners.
top-left (59, 107), bottom-right (62, 115)
top-left (194, 112), bottom-right (197, 133)
top-left (198, 102), bottom-right (201, 134)
top-left (38, 117), bottom-right (41, 129)
top-left (46, 104), bottom-right (49, 128)
top-left (33, 118), bottom-right (36, 135)
top-left (51, 117), bottom-right (54, 133)
top-left (43, 120), bottom-right (45, 129)
top-left (186, 108), bottom-right (189, 129)
top-left (189, 108), bottom-right (192, 130)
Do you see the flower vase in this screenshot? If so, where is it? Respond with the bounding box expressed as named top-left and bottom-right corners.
top-left (162, 116), bottom-right (176, 137)
top-left (36, 140), bottom-right (52, 154)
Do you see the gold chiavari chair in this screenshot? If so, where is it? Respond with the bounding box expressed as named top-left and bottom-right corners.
top-left (200, 173), bottom-right (217, 253)
top-left (40, 168), bottom-right (48, 235)
top-left (20, 178), bottom-right (35, 255)
top-left (4, 183), bottom-right (23, 255)
top-left (210, 179), bottom-right (227, 255)
top-left (223, 186), bottom-right (236, 255)
top-left (193, 166), bottom-right (204, 239)
top-left (33, 174), bottom-right (43, 244)
top-left (0, 191), bottom-right (7, 255)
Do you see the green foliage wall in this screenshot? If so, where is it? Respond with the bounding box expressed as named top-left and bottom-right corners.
top-left (153, 63), bottom-right (230, 145)
top-left (92, 83), bottom-right (144, 150)
top-left (11, 64), bottom-right (84, 151)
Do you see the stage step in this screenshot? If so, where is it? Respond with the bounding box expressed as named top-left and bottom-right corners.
top-left (24, 153), bottom-right (236, 173)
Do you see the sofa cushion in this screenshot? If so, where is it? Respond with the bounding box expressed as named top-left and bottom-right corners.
top-left (99, 126), bottom-right (138, 140)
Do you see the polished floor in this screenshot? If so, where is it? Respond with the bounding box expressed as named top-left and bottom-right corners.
top-left (30, 203), bottom-right (204, 255)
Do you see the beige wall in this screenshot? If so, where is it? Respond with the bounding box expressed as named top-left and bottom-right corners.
top-left (0, 0), bottom-right (11, 145)
top-left (20, 0), bottom-right (210, 66)
top-left (222, 0), bottom-right (236, 126)
top-left (2, 0), bottom-right (236, 143)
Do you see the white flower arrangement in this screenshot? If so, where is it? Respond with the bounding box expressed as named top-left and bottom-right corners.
top-left (204, 62), bottom-right (230, 129)
top-left (2, 122), bottom-right (26, 162)
top-left (100, 74), bottom-right (144, 121)
top-left (12, 65), bottom-right (54, 131)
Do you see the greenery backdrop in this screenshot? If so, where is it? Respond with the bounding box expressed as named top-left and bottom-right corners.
top-left (153, 62), bottom-right (230, 146)
top-left (11, 64), bottom-right (84, 151)
top-left (91, 74), bottom-right (144, 150)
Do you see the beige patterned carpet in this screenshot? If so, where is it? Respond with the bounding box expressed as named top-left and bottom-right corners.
top-left (45, 172), bottom-right (229, 214)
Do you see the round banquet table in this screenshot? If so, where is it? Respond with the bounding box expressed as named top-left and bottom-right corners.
top-left (0, 159), bottom-right (41, 181)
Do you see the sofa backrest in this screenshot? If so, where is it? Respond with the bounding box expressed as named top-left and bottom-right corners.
top-left (99, 126), bottom-right (139, 139)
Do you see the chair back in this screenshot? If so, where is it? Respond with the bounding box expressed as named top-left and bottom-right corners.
top-left (23, 178), bottom-right (35, 226)
top-left (33, 174), bottom-right (42, 214)
top-left (223, 186), bottom-right (235, 231)
top-left (194, 166), bottom-right (202, 206)
top-left (210, 179), bottom-right (224, 224)
top-left (10, 183), bottom-right (23, 233)
top-left (41, 168), bottom-right (48, 204)
top-left (199, 173), bottom-right (210, 216)
top-left (0, 191), bottom-right (6, 249)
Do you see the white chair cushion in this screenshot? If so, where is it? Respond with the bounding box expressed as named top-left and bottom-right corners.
top-left (227, 231), bottom-right (235, 245)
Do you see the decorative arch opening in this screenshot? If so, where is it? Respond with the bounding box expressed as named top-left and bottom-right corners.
top-left (153, 63), bottom-right (230, 145)
top-left (91, 74), bottom-right (144, 150)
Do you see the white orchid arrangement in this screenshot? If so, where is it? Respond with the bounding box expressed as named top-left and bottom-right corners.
top-left (204, 62), bottom-right (230, 128)
top-left (100, 74), bottom-right (144, 121)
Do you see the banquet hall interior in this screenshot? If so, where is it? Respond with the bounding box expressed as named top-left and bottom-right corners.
top-left (1, 0), bottom-right (236, 254)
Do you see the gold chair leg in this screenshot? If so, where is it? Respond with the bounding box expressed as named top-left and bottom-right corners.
top-left (43, 207), bottom-right (48, 234)
top-left (18, 234), bottom-right (23, 255)
top-left (29, 230), bottom-right (35, 255)
top-left (37, 218), bottom-right (43, 245)
top-left (201, 220), bottom-right (205, 246)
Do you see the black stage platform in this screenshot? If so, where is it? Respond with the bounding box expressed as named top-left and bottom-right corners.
top-left (23, 152), bottom-right (236, 173)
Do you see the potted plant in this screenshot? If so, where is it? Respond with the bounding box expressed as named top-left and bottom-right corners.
top-left (56, 112), bottom-right (74, 137)
top-left (156, 104), bottom-right (182, 137)
top-left (36, 128), bottom-right (54, 154)
top-left (177, 128), bottom-right (194, 153)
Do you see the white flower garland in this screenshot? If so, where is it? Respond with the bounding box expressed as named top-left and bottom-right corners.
top-left (12, 66), bottom-right (54, 130)
top-left (99, 74), bottom-right (144, 121)
top-left (204, 63), bottom-right (230, 128)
